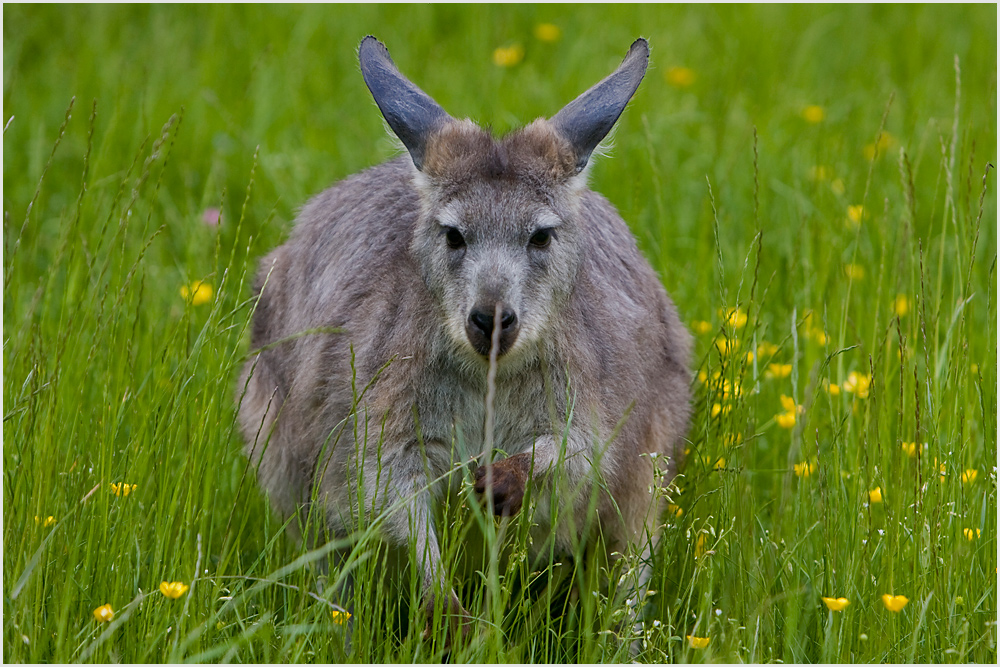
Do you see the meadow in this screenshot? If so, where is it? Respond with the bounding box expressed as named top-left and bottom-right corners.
top-left (3, 4), bottom-right (996, 663)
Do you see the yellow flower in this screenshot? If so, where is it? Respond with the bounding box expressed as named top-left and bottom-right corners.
top-left (714, 337), bottom-right (736, 356)
top-left (533, 23), bottom-right (561, 42)
top-left (822, 597), bottom-right (850, 611)
top-left (687, 635), bottom-right (710, 649)
top-left (869, 487), bottom-right (883, 503)
top-left (900, 441), bottom-right (924, 457)
top-left (826, 383), bottom-right (841, 396)
top-left (159, 581), bottom-right (190, 599)
top-left (794, 461), bottom-right (816, 477)
top-left (667, 503), bottom-right (684, 518)
top-left (180, 281), bottom-right (213, 306)
top-left (666, 66), bottom-right (696, 88)
top-left (863, 132), bottom-right (895, 161)
top-left (492, 44), bottom-right (524, 67)
top-left (692, 320), bottom-right (714, 335)
top-left (93, 603), bottom-right (114, 622)
top-left (110, 483), bottom-right (138, 497)
top-left (963, 528), bottom-right (981, 541)
top-left (893, 294), bottom-right (909, 317)
top-left (695, 533), bottom-right (707, 558)
top-left (779, 395), bottom-right (799, 412)
top-left (807, 328), bottom-right (828, 345)
top-left (711, 403), bottom-right (723, 418)
top-left (881, 594), bottom-right (908, 612)
top-left (766, 363), bottom-right (792, 379)
top-left (970, 363), bottom-right (979, 374)
top-left (802, 105), bottom-right (825, 123)
top-left (721, 307), bottom-right (748, 329)
top-left (721, 380), bottom-right (742, 399)
top-left (808, 165), bottom-right (832, 181)
top-left (934, 458), bottom-right (946, 477)
top-left (724, 432), bottom-right (743, 447)
top-left (842, 371), bottom-right (871, 398)
top-left (847, 204), bottom-right (865, 226)
top-left (843, 264), bottom-right (865, 280)
top-left (776, 412), bottom-right (796, 429)
top-left (332, 609), bottom-right (352, 625)
top-left (697, 370), bottom-right (708, 383)
top-left (34, 515), bottom-right (56, 527)
top-left (757, 341), bottom-right (779, 358)
top-left (962, 469), bottom-right (978, 484)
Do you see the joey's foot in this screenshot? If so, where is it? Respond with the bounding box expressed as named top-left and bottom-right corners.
top-left (474, 451), bottom-right (532, 517)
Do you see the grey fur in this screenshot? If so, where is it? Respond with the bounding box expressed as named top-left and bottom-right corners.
top-left (238, 36), bottom-right (691, 633)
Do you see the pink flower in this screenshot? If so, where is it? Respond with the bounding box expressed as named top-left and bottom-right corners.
top-left (202, 208), bottom-right (221, 227)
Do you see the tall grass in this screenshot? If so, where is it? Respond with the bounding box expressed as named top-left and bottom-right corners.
top-left (4, 4), bottom-right (996, 663)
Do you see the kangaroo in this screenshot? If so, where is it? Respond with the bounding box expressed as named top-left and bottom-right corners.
top-left (238, 35), bottom-right (691, 642)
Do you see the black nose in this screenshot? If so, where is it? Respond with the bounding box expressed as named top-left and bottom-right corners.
top-left (469, 306), bottom-right (517, 338)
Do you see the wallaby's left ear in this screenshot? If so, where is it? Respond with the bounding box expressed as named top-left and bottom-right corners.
top-left (359, 36), bottom-right (452, 171)
top-left (550, 38), bottom-right (649, 174)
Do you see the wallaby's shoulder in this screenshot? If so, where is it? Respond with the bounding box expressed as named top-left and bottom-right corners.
top-left (574, 189), bottom-right (671, 313)
top-left (281, 159), bottom-right (420, 284)
top-left (250, 157), bottom-right (424, 350)
top-left (567, 188), bottom-right (691, 378)
top-left (292, 157), bottom-right (419, 244)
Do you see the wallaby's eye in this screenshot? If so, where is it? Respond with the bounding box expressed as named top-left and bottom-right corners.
top-left (529, 228), bottom-right (554, 249)
top-left (444, 227), bottom-right (466, 250)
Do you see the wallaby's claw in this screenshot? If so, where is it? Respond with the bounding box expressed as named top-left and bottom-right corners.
top-left (474, 451), bottom-right (532, 517)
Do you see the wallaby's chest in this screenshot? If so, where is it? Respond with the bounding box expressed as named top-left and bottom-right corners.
top-left (414, 362), bottom-right (563, 466)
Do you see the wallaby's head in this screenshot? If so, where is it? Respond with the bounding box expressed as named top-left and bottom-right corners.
top-left (359, 36), bottom-right (648, 362)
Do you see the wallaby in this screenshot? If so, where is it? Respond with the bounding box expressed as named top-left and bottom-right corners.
top-left (238, 35), bottom-right (691, 644)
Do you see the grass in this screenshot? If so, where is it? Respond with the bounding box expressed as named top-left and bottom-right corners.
top-left (3, 4), bottom-right (996, 663)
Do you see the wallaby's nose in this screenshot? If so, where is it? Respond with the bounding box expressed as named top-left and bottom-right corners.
top-left (469, 307), bottom-right (516, 337)
top-left (466, 304), bottom-right (519, 356)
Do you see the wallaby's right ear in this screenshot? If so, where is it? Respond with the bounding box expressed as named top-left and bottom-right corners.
top-left (359, 36), bottom-right (451, 171)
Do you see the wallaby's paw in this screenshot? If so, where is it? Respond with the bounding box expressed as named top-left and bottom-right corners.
top-left (474, 452), bottom-right (531, 517)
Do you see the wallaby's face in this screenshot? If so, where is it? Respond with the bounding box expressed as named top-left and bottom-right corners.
top-left (358, 37), bottom-right (649, 361)
top-left (409, 124), bottom-right (585, 360)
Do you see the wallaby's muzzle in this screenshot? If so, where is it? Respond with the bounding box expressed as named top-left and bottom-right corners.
top-left (466, 303), bottom-right (519, 356)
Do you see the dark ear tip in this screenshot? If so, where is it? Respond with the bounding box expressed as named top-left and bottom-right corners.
top-left (629, 37), bottom-right (649, 54)
top-left (625, 38), bottom-right (650, 65)
top-left (358, 35), bottom-right (390, 65)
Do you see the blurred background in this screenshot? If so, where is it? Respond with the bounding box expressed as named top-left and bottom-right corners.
top-left (5, 4), bottom-right (996, 308)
